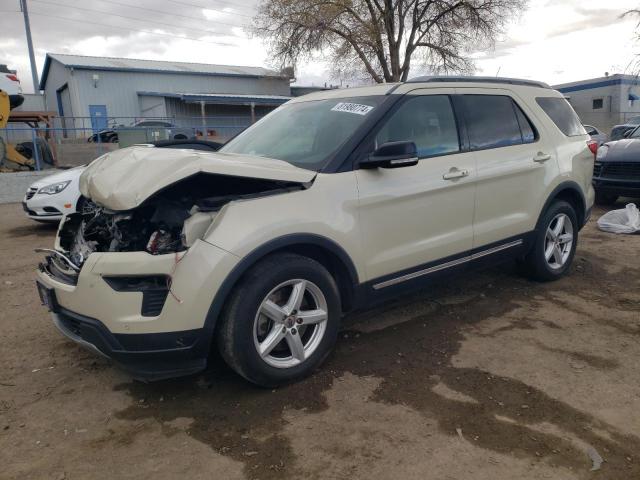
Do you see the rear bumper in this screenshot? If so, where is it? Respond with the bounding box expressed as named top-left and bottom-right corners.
top-left (51, 306), bottom-right (207, 381)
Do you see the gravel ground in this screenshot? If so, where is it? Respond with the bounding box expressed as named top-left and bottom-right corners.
top-left (1, 201), bottom-right (639, 480)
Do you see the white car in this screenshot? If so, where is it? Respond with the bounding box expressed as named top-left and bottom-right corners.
top-left (23, 166), bottom-right (85, 222)
top-left (0, 63), bottom-right (24, 108)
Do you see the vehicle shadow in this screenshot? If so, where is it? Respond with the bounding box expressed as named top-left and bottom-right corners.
top-left (5, 221), bottom-right (58, 239)
top-left (110, 257), bottom-right (640, 480)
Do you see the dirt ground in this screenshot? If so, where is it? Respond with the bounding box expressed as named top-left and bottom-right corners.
top-left (1, 201), bottom-right (639, 480)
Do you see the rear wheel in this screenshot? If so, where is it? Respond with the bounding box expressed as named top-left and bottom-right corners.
top-left (217, 253), bottom-right (341, 387)
top-left (521, 200), bottom-right (577, 282)
top-left (595, 190), bottom-right (617, 205)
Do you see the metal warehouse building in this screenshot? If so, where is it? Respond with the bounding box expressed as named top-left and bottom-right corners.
top-left (553, 74), bottom-right (640, 133)
top-left (39, 53), bottom-right (292, 134)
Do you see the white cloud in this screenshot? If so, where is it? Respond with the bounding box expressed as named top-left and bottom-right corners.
top-left (2, 0), bottom-right (640, 93)
top-left (475, 0), bottom-right (639, 84)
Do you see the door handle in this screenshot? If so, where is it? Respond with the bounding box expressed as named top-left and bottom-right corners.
top-left (533, 152), bottom-right (551, 163)
top-left (443, 168), bottom-right (469, 180)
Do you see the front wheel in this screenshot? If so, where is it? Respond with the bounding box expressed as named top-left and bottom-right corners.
top-left (520, 200), bottom-right (578, 282)
top-left (217, 253), bottom-right (341, 387)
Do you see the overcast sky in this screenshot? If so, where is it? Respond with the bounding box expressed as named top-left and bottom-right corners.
top-left (0, 0), bottom-right (638, 93)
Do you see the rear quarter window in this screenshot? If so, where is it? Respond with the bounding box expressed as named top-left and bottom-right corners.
top-left (536, 97), bottom-right (586, 136)
top-left (460, 95), bottom-right (535, 150)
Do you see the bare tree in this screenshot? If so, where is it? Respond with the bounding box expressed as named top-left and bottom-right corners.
top-left (623, 7), bottom-right (640, 75)
top-left (253, 0), bottom-right (525, 83)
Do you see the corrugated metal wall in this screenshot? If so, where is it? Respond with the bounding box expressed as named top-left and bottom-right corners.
top-left (42, 60), bottom-right (73, 114)
top-left (71, 68), bottom-right (290, 119)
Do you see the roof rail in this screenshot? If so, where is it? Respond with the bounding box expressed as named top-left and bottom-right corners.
top-left (406, 76), bottom-right (551, 89)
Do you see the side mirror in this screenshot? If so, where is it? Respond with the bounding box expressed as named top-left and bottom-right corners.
top-left (623, 129), bottom-right (632, 138)
top-left (360, 141), bottom-right (418, 169)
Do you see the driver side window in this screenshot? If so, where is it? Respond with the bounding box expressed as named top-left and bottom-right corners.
top-left (375, 95), bottom-right (460, 158)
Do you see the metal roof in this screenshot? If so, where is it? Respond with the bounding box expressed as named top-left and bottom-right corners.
top-left (138, 91), bottom-right (292, 105)
top-left (39, 53), bottom-right (283, 90)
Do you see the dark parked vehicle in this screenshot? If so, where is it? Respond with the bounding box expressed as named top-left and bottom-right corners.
top-left (593, 125), bottom-right (640, 204)
top-left (151, 138), bottom-right (223, 151)
top-left (610, 116), bottom-right (640, 141)
top-left (88, 120), bottom-right (194, 143)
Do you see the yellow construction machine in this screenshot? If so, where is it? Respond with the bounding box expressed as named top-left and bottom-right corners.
top-left (0, 89), bottom-right (36, 172)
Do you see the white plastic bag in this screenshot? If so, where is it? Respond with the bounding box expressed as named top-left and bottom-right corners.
top-left (597, 203), bottom-right (640, 234)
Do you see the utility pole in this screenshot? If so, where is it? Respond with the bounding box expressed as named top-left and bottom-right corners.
top-left (19, 0), bottom-right (39, 93)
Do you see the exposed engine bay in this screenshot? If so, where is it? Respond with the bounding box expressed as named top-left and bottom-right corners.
top-left (53, 173), bottom-right (307, 273)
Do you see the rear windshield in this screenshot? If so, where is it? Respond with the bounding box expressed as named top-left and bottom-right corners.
top-left (536, 97), bottom-right (586, 136)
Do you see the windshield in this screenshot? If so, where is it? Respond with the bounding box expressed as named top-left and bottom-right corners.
top-left (220, 96), bottom-right (385, 171)
top-left (629, 126), bottom-right (640, 138)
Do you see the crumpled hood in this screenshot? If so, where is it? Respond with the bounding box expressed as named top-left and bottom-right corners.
top-left (79, 146), bottom-right (316, 210)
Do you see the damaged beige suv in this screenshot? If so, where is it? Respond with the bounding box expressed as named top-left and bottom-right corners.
top-left (36, 77), bottom-right (595, 386)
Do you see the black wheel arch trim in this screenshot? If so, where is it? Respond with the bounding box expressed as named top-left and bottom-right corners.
top-left (201, 233), bottom-right (360, 356)
top-left (538, 181), bottom-right (587, 229)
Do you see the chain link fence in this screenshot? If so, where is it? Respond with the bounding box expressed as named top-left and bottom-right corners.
top-left (0, 115), bottom-right (259, 171)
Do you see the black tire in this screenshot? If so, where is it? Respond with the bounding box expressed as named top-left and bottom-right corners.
top-left (595, 190), bottom-right (617, 206)
top-left (216, 253), bottom-right (341, 387)
top-left (520, 200), bottom-right (578, 282)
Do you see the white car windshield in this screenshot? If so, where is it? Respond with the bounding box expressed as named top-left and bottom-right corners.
top-left (220, 96), bottom-right (385, 171)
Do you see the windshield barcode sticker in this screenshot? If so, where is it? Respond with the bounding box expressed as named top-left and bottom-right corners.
top-left (331, 102), bottom-right (374, 115)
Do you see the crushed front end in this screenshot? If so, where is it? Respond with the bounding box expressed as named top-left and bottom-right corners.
top-left (36, 166), bottom-right (307, 380)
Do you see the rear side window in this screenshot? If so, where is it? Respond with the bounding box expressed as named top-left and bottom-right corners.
top-left (460, 95), bottom-right (533, 150)
top-left (536, 97), bottom-right (585, 136)
top-left (375, 95), bottom-right (460, 158)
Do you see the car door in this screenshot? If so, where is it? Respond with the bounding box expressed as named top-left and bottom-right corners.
top-left (355, 90), bottom-right (476, 284)
top-left (456, 89), bottom-right (558, 249)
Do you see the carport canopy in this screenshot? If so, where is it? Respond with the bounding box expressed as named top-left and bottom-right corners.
top-left (138, 91), bottom-right (291, 124)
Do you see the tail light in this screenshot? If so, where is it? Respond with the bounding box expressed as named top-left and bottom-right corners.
top-left (587, 140), bottom-right (598, 156)
top-left (6, 74), bottom-right (20, 83)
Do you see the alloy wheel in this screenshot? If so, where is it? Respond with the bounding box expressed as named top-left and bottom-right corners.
top-left (544, 213), bottom-right (574, 270)
top-left (253, 279), bottom-right (328, 369)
